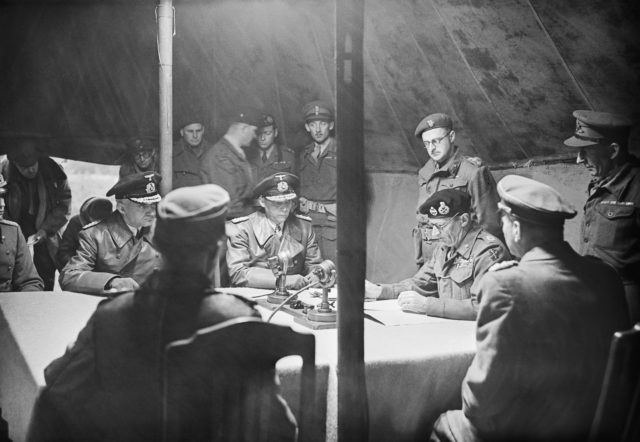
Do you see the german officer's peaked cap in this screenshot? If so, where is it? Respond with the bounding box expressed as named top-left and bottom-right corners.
top-left (564, 110), bottom-right (632, 148)
top-left (419, 188), bottom-right (470, 218)
top-left (497, 175), bottom-right (576, 224)
top-left (107, 172), bottom-right (162, 204)
top-left (253, 172), bottom-right (299, 202)
top-left (302, 101), bottom-right (334, 122)
top-left (415, 113), bottom-right (453, 138)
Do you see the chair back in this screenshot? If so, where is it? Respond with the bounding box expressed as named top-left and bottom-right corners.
top-left (589, 323), bottom-right (640, 442)
top-left (162, 317), bottom-right (315, 442)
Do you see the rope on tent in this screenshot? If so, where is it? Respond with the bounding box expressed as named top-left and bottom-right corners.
top-left (428, 0), bottom-right (530, 159)
top-left (525, 0), bottom-right (594, 110)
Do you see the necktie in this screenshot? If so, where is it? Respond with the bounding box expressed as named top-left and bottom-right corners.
top-left (262, 152), bottom-right (268, 163)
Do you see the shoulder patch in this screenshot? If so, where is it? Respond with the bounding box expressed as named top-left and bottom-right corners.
top-left (464, 156), bottom-right (483, 167)
top-left (295, 213), bottom-right (312, 222)
top-left (81, 219), bottom-right (102, 230)
top-left (489, 260), bottom-right (518, 272)
top-left (230, 215), bottom-right (250, 224)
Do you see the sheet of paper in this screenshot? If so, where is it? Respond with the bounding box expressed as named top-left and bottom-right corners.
top-left (364, 299), bottom-right (447, 326)
top-left (216, 287), bottom-right (272, 299)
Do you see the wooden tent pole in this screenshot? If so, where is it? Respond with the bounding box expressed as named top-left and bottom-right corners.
top-left (157, 0), bottom-right (173, 194)
top-left (335, 0), bottom-right (369, 440)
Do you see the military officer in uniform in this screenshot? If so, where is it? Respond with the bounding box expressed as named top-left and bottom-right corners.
top-left (0, 175), bottom-right (43, 291)
top-left (119, 136), bottom-right (159, 178)
top-left (59, 172), bottom-right (162, 296)
top-left (297, 101), bottom-right (338, 262)
top-left (413, 113), bottom-right (501, 268)
top-left (365, 189), bottom-right (509, 320)
top-left (200, 109), bottom-right (261, 219)
top-left (40, 184), bottom-right (296, 442)
top-left (227, 172), bottom-right (322, 289)
top-left (431, 175), bottom-right (630, 442)
top-left (172, 116), bottom-right (213, 189)
top-left (563, 110), bottom-right (640, 322)
top-left (248, 114), bottom-right (297, 181)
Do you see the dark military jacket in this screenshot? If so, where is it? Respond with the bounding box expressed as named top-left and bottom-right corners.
top-left (59, 211), bottom-right (161, 296)
top-left (226, 211), bottom-right (322, 288)
top-left (200, 137), bottom-right (255, 219)
top-left (380, 224), bottom-right (509, 320)
top-left (248, 144), bottom-right (297, 182)
top-left (415, 148), bottom-right (501, 265)
top-left (460, 242), bottom-right (629, 441)
top-left (0, 219), bottom-right (44, 291)
top-left (299, 137), bottom-right (337, 204)
top-left (172, 138), bottom-right (213, 189)
top-left (581, 158), bottom-right (640, 284)
top-left (42, 271), bottom-right (296, 442)
top-left (118, 159), bottom-right (159, 179)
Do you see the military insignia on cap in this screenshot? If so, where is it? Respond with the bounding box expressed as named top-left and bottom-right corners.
top-left (429, 206), bottom-right (438, 216)
top-left (146, 182), bottom-right (156, 194)
top-left (438, 201), bottom-right (450, 215)
top-left (427, 120), bottom-right (434, 128)
top-left (277, 181), bottom-right (288, 192)
top-left (314, 105), bottom-right (320, 115)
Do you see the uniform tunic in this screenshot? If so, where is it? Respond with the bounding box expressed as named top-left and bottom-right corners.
top-left (59, 211), bottom-right (161, 296)
top-left (248, 144), bottom-right (297, 182)
top-left (432, 242), bottom-right (630, 442)
top-left (200, 137), bottom-right (255, 219)
top-left (172, 138), bottom-right (213, 189)
top-left (226, 211), bottom-right (322, 288)
top-left (298, 138), bottom-right (337, 262)
top-left (379, 225), bottom-right (508, 320)
top-left (580, 158), bottom-right (640, 321)
top-left (0, 219), bottom-right (43, 291)
top-left (41, 271), bottom-right (296, 442)
top-left (415, 148), bottom-right (501, 266)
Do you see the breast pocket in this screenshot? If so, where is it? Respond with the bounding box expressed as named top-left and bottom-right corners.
top-left (448, 263), bottom-right (474, 300)
top-left (594, 203), bottom-right (636, 247)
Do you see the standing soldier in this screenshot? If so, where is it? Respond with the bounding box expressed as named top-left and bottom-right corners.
top-left (119, 137), bottom-right (159, 178)
top-left (298, 101), bottom-right (338, 262)
top-left (563, 110), bottom-right (639, 322)
top-left (413, 113), bottom-right (501, 268)
top-left (248, 114), bottom-right (297, 181)
top-left (172, 116), bottom-right (213, 189)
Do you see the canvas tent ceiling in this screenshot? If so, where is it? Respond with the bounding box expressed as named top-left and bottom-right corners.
top-left (0, 0), bottom-right (638, 169)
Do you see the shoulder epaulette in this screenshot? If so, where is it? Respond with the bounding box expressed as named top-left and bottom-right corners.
top-left (489, 260), bottom-right (518, 272)
top-left (295, 213), bottom-right (312, 222)
top-left (230, 215), bottom-right (250, 224)
top-left (464, 156), bottom-right (484, 167)
top-left (81, 219), bottom-right (102, 230)
top-left (0, 219), bottom-right (18, 228)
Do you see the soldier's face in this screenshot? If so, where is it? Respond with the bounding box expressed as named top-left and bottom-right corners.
top-left (577, 145), bottom-right (615, 181)
top-left (305, 120), bottom-right (333, 144)
top-left (0, 197), bottom-right (5, 219)
top-left (422, 128), bottom-right (455, 165)
top-left (241, 124), bottom-right (257, 147)
top-left (119, 200), bottom-right (157, 228)
top-left (430, 214), bottom-right (466, 248)
top-left (257, 126), bottom-right (277, 150)
top-left (260, 197), bottom-right (294, 226)
top-left (133, 150), bottom-right (155, 169)
top-left (14, 161), bottom-right (39, 180)
top-left (181, 123), bottom-right (204, 147)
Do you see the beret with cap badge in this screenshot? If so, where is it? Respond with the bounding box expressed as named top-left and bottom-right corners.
top-left (230, 108), bottom-right (263, 127)
top-left (497, 175), bottom-right (576, 224)
top-left (419, 188), bottom-right (471, 218)
top-left (415, 113), bottom-right (453, 138)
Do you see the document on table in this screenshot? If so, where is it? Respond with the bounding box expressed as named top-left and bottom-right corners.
top-left (364, 299), bottom-right (448, 326)
top-left (216, 287), bottom-right (272, 299)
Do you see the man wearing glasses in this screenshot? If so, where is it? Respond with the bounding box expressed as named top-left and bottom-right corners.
top-left (119, 136), bottom-right (159, 178)
top-left (413, 113), bottom-right (501, 268)
top-left (59, 172), bottom-right (162, 296)
top-left (365, 189), bottom-right (509, 320)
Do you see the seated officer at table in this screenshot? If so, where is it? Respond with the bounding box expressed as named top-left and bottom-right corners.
top-left (39, 184), bottom-right (296, 442)
top-left (430, 175), bottom-right (630, 442)
top-left (365, 189), bottom-right (509, 320)
top-left (59, 172), bottom-right (162, 296)
top-left (227, 172), bottom-right (323, 289)
top-left (0, 175), bottom-right (43, 291)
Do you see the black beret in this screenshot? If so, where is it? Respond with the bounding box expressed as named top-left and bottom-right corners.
top-left (419, 189), bottom-right (470, 217)
top-left (564, 110), bottom-right (632, 148)
top-left (415, 113), bottom-right (453, 138)
top-left (497, 175), bottom-right (576, 224)
top-left (253, 172), bottom-right (299, 201)
top-left (231, 109), bottom-right (263, 127)
top-left (106, 172), bottom-right (162, 204)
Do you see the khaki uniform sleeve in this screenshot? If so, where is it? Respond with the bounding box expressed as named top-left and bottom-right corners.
top-left (380, 253), bottom-right (438, 299)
